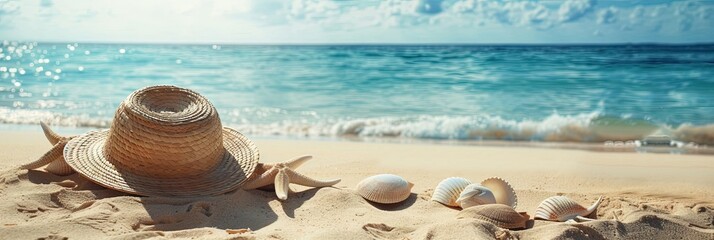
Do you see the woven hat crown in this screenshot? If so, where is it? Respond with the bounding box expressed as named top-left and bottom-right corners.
top-left (104, 85), bottom-right (224, 178)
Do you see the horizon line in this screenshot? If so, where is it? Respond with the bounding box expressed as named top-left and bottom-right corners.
top-left (4, 40), bottom-right (714, 46)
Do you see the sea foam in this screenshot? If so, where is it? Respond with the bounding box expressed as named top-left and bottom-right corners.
top-left (2, 107), bottom-right (712, 146)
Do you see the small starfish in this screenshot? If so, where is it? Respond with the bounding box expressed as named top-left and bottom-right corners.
top-left (19, 122), bottom-right (76, 176)
top-left (242, 155), bottom-right (341, 200)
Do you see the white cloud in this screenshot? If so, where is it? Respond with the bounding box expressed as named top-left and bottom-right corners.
top-left (288, 0), bottom-right (340, 21)
top-left (672, 1), bottom-right (699, 31)
top-left (447, 0), bottom-right (554, 28)
top-left (597, 7), bottom-right (617, 24)
top-left (614, 1), bottom-right (714, 34)
top-left (211, 0), bottom-right (285, 19)
top-left (501, 2), bottom-right (552, 26)
top-left (629, 5), bottom-right (644, 20)
top-left (0, 0), bottom-right (713, 43)
top-left (0, 0), bottom-right (20, 26)
top-left (558, 0), bottom-right (596, 23)
top-left (310, 0), bottom-right (430, 28)
top-left (0, 0), bottom-right (19, 14)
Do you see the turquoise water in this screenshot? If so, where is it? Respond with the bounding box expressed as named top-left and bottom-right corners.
top-left (1, 42), bottom-right (713, 145)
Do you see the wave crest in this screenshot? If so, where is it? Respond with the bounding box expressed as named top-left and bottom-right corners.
top-left (2, 107), bottom-right (712, 146)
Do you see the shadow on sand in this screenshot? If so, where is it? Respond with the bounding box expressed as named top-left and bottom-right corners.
top-left (366, 193), bottom-right (418, 211)
top-left (24, 170), bottom-right (281, 232)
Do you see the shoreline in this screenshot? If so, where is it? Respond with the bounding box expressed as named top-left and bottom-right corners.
top-left (1, 124), bottom-right (711, 156)
top-left (3, 130), bottom-right (713, 200)
top-left (1, 131), bottom-right (713, 239)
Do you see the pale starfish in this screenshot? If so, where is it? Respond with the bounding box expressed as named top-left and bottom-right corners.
top-left (242, 155), bottom-right (341, 200)
top-left (19, 122), bottom-right (76, 175)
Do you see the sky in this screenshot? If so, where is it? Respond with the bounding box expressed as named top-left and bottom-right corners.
top-left (0, 0), bottom-right (712, 44)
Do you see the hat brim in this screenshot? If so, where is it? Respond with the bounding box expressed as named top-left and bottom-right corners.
top-left (63, 127), bottom-right (259, 197)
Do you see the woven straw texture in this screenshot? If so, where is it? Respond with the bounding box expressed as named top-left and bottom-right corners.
top-left (63, 85), bottom-right (259, 197)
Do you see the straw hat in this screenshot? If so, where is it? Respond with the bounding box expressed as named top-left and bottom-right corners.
top-left (63, 85), bottom-right (259, 197)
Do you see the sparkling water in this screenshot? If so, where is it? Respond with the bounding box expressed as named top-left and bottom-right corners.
top-left (1, 41), bottom-right (713, 145)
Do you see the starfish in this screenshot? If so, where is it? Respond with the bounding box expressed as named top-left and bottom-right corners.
top-left (19, 122), bottom-right (76, 176)
top-left (242, 155), bottom-right (341, 200)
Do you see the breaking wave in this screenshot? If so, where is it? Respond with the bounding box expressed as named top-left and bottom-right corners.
top-left (4, 107), bottom-right (712, 146)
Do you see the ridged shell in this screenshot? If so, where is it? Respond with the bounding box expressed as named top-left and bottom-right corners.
top-left (480, 177), bottom-right (518, 208)
top-left (431, 177), bottom-right (472, 207)
top-left (456, 184), bottom-right (496, 209)
top-left (534, 196), bottom-right (603, 222)
top-left (457, 204), bottom-right (530, 230)
top-left (45, 159), bottom-right (75, 176)
top-left (356, 174), bottom-right (414, 204)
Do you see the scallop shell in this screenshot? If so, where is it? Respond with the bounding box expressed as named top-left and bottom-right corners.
top-left (457, 204), bottom-right (530, 230)
top-left (480, 177), bottom-right (517, 208)
top-left (356, 174), bottom-right (414, 204)
top-left (534, 196), bottom-right (603, 222)
top-left (431, 177), bottom-right (472, 207)
top-left (45, 159), bottom-right (74, 176)
top-left (455, 184), bottom-right (497, 209)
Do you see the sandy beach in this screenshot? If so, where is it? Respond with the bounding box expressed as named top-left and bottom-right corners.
top-left (3, 0), bottom-right (714, 238)
top-left (0, 130), bottom-right (713, 239)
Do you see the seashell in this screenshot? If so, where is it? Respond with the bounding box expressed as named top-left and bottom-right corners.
top-left (431, 177), bottom-right (472, 207)
top-left (457, 204), bottom-right (530, 230)
top-left (480, 177), bottom-right (517, 208)
top-left (356, 174), bottom-right (414, 204)
top-left (455, 184), bottom-right (496, 209)
top-left (534, 196), bottom-right (603, 222)
top-left (45, 159), bottom-right (75, 176)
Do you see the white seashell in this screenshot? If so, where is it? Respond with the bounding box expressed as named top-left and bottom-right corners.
top-left (356, 174), bottom-right (414, 204)
top-left (456, 184), bottom-right (496, 208)
top-left (480, 177), bottom-right (518, 208)
top-left (534, 196), bottom-right (603, 222)
top-left (431, 177), bottom-right (472, 207)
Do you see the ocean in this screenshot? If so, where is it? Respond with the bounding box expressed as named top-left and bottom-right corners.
top-left (1, 41), bottom-right (713, 147)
